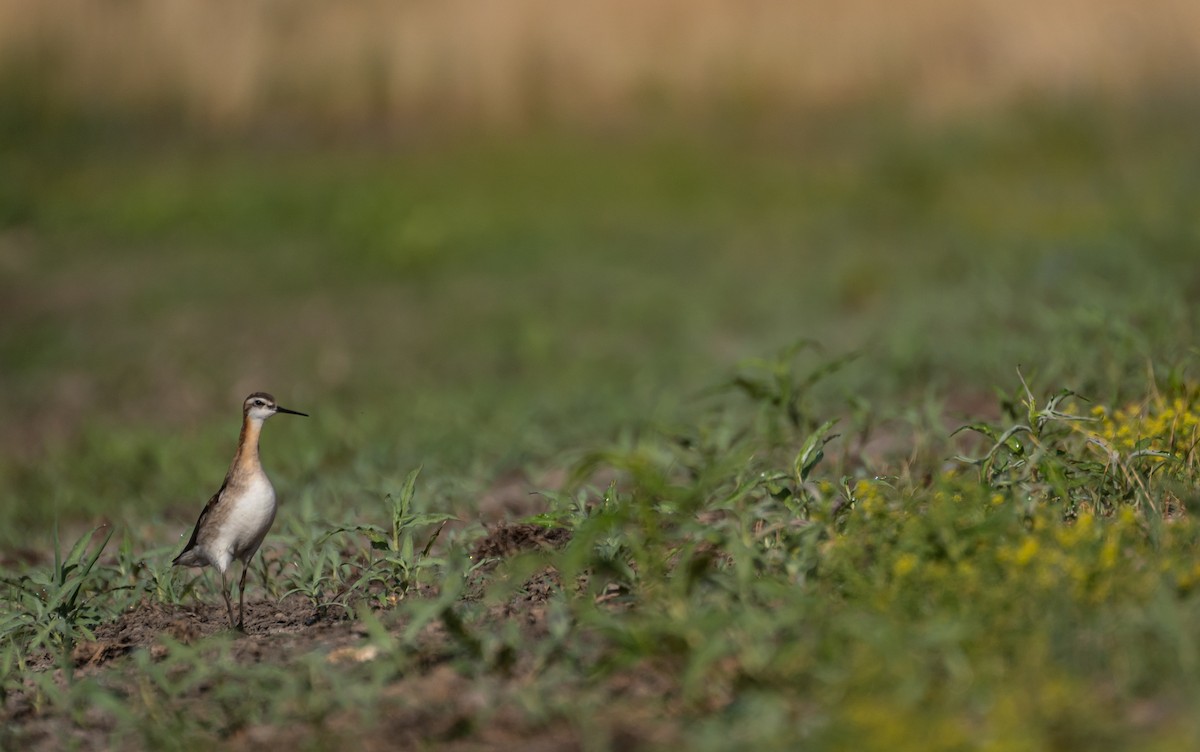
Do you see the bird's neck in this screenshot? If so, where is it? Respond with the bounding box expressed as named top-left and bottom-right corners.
top-left (230, 415), bottom-right (265, 478)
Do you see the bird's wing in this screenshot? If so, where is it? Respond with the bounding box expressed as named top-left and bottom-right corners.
top-left (172, 478), bottom-right (228, 565)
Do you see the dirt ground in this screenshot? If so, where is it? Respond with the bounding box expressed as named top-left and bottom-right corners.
top-left (3, 523), bottom-right (678, 751)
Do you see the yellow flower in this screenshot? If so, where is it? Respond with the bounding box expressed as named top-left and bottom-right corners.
top-left (1014, 537), bottom-right (1039, 566)
top-left (1099, 537), bottom-right (1119, 570)
top-left (1085, 393), bottom-right (1200, 453)
top-left (893, 553), bottom-right (918, 578)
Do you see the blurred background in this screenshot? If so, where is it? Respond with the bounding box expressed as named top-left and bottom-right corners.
top-left (5, 0), bottom-right (1200, 127)
top-left (2, 0), bottom-right (1199, 542)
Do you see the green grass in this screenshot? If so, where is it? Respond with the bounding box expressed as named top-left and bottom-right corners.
top-left (4, 98), bottom-right (1200, 748)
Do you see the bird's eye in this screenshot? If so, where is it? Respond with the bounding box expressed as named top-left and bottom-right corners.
top-left (255, 400), bottom-right (266, 407)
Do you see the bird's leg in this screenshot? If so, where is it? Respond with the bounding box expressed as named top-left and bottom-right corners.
top-left (221, 570), bottom-right (236, 630)
top-left (237, 560), bottom-right (249, 632)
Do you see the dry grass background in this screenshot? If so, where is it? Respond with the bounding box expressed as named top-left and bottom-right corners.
top-left (3, 0), bottom-right (1199, 129)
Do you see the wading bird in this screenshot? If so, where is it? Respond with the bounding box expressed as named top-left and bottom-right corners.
top-left (173, 392), bottom-right (307, 630)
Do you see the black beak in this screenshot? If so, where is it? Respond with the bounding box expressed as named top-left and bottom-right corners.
top-left (276, 406), bottom-right (308, 417)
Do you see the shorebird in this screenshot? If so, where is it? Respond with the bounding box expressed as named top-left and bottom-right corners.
top-left (173, 392), bottom-right (307, 631)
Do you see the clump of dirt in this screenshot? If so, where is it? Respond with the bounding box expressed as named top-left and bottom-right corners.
top-left (470, 523), bottom-right (572, 563)
top-left (468, 523), bottom-right (573, 614)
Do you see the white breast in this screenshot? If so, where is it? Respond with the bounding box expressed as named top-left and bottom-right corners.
top-left (214, 473), bottom-right (277, 567)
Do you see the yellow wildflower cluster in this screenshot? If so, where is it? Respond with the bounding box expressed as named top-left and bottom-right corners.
top-left (1088, 395), bottom-right (1200, 454)
top-left (892, 552), bottom-right (919, 578)
top-left (841, 696), bottom-right (972, 751)
top-left (993, 507), bottom-right (1142, 602)
top-left (853, 478), bottom-right (886, 516)
top-left (817, 471), bottom-right (1200, 643)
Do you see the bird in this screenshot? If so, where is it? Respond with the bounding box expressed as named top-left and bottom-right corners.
top-left (173, 392), bottom-right (307, 631)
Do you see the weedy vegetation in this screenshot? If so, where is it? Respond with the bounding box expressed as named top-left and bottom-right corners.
top-left (3, 93), bottom-right (1200, 750)
top-left (1, 525), bottom-right (118, 654)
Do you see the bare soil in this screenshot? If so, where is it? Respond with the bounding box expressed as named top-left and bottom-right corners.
top-left (3, 523), bottom-right (678, 751)
top-left (470, 522), bottom-right (572, 563)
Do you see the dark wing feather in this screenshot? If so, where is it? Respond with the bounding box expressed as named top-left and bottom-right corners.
top-left (172, 478), bottom-right (228, 564)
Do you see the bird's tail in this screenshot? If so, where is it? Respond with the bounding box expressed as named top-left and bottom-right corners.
top-left (173, 548), bottom-right (203, 567)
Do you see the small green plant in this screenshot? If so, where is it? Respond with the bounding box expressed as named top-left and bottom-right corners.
top-left (325, 468), bottom-right (456, 602)
top-left (711, 340), bottom-right (857, 444)
top-left (281, 543), bottom-right (342, 620)
top-left (0, 524), bottom-right (117, 653)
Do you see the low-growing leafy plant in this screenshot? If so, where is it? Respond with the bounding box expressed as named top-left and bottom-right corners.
top-left (137, 545), bottom-right (199, 606)
top-left (325, 468), bottom-right (456, 603)
top-left (0, 524), bottom-right (118, 652)
top-left (711, 340), bottom-right (857, 444)
top-left (281, 542), bottom-right (342, 620)
top-left (952, 370), bottom-right (1198, 517)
